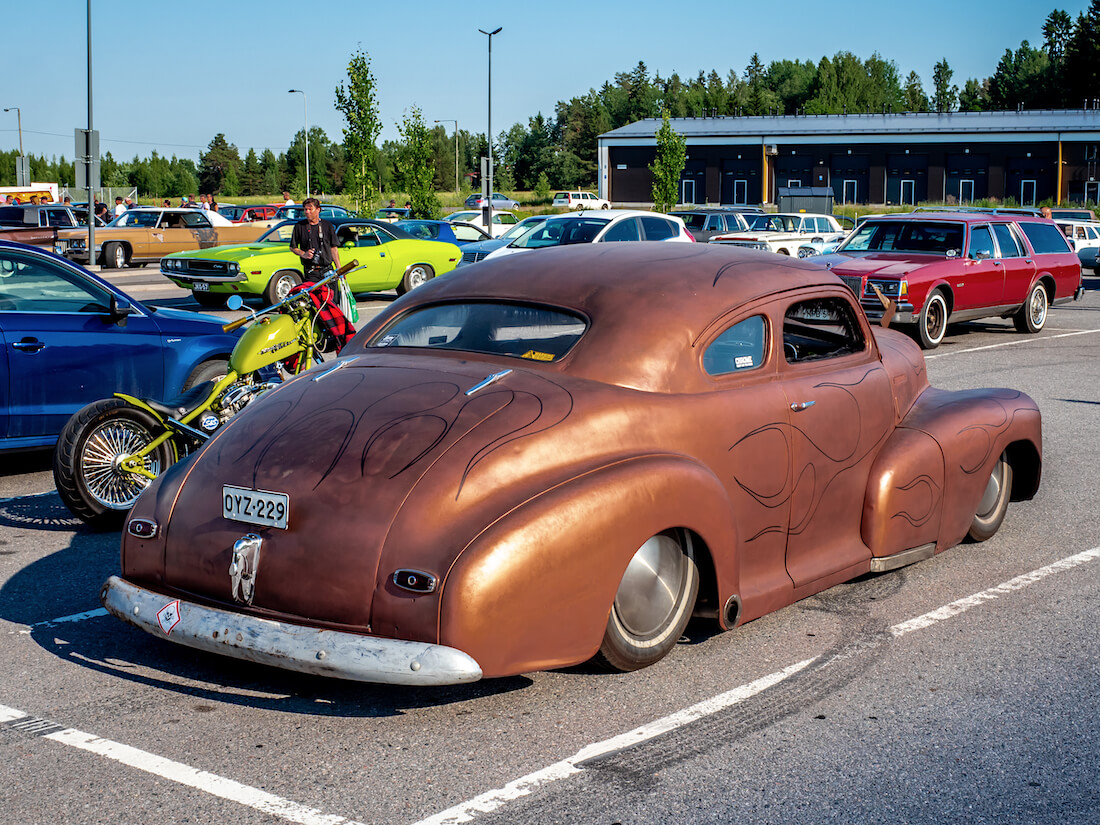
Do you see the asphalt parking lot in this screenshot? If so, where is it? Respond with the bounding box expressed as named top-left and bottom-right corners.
top-left (1, 270), bottom-right (1098, 825)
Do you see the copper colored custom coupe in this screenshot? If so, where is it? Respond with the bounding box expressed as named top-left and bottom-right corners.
top-left (101, 243), bottom-right (1042, 685)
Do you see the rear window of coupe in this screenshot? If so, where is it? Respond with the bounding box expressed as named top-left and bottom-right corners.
top-left (1019, 221), bottom-right (1074, 255)
top-left (368, 303), bottom-right (587, 362)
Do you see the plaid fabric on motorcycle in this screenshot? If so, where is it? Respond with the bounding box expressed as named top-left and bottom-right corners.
top-left (281, 281), bottom-right (357, 372)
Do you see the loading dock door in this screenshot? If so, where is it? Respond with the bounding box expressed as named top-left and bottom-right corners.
top-left (959, 180), bottom-right (975, 204)
top-left (900, 179), bottom-right (915, 206)
top-left (1020, 180), bottom-right (1037, 207)
top-left (842, 180), bottom-right (857, 204)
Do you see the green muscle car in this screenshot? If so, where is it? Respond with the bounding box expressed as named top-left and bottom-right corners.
top-left (160, 218), bottom-right (462, 306)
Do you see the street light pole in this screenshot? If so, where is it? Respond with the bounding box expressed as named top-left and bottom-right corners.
top-left (478, 27), bottom-right (501, 231)
top-left (2, 107), bottom-right (23, 156)
top-left (434, 119), bottom-right (459, 195)
top-left (288, 89), bottom-right (309, 196)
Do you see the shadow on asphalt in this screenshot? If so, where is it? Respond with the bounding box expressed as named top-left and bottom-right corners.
top-left (0, 491), bottom-right (531, 716)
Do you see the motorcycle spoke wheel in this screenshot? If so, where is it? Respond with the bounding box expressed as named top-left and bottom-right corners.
top-left (79, 418), bottom-right (163, 509)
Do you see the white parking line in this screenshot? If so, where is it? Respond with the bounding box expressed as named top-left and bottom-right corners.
top-left (412, 544), bottom-right (1100, 825)
top-left (4, 545), bottom-right (1098, 825)
top-left (0, 703), bottom-right (366, 825)
top-left (925, 327), bottom-right (1100, 358)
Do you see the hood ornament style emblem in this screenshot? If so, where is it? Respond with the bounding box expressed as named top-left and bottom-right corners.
top-left (465, 369), bottom-right (512, 396)
top-left (229, 534), bottom-right (262, 605)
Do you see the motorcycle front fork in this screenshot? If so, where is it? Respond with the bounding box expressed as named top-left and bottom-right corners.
top-left (116, 370), bottom-right (241, 480)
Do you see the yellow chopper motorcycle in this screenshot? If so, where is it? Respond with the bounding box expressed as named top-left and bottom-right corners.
top-left (53, 261), bottom-right (359, 529)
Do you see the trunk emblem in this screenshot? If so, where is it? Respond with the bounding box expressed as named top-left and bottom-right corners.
top-left (229, 534), bottom-right (262, 605)
top-left (465, 369), bottom-right (512, 396)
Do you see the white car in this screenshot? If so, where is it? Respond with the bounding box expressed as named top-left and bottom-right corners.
top-left (710, 212), bottom-right (848, 256)
top-left (1055, 218), bottom-right (1100, 269)
top-left (485, 209), bottom-right (693, 259)
top-left (552, 191), bottom-right (611, 210)
top-left (443, 210), bottom-right (520, 238)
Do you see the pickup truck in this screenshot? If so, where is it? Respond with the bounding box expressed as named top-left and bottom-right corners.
top-left (709, 212), bottom-right (849, 255)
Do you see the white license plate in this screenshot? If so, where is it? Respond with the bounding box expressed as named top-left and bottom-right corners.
top-left (193, 281), bottom-right (210, 291)
top-left (222, 485), bottom-right (288, 529)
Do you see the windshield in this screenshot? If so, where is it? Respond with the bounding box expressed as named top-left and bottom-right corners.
top-left (839, 220), bottom-right (964, 256)
top-left (748, 214), bottom-right (799, 232)
top-left (671, 213), bottom-right (707, 229)
top-left (446, 211), bottom-right (480, 223)
top-left (257, 222), bottom-right (296, 243)
top-left (499, 216), bottom-right (548, 241)
top-left (369, 302), bottom-right (587, 362)
top-left (112, 211), bottom-right (160, 228)
top-left (396, 220), bottom-right (442, 240)
top-left (510, 216), bottom-right (609, 249)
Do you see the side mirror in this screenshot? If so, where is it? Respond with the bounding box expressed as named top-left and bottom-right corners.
top-left (971, 250), bottom-right (991, 261)
top-left (108, 294), bottom-right (131, 326)
top-left (226, 295), bottom-right (244, 311)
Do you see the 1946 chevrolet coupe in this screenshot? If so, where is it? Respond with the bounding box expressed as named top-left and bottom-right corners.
top-left (100, 242), bottom-right (1041, 685)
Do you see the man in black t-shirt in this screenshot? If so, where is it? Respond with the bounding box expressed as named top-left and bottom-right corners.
top-left (290, 197), bottom-right (341, 279)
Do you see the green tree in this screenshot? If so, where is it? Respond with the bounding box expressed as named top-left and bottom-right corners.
top-left (931, 59), bottom-right (958, 112)
top-left (533, 171), bottom-right (551, 203)
top-left (335, 47), bottom-right (382, 206)
top-left (1064, 1), bottom-right (1100, 107)
top-left (958, 78), bottom-right (988, 111)
top-left (903, 71), bottom-right (929, 111)
top-left (199, 133), bottom-right (241, 195)
top-left (988, 41), bottom-right (1051, 109)
top-left (396, 105), bottom-right (440, 218)
top-left (241, 148), bottom-right (261, 196)
top-left (649, 111), bottom-right (686, 212)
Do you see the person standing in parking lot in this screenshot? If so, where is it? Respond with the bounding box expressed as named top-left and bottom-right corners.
top-left (290, 197), bottom-right (340, 280)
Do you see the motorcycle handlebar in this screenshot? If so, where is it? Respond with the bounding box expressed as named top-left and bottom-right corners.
top-left (221, 259), bottom-right (359, 333)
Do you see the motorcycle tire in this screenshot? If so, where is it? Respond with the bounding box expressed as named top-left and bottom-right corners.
top-left (53, 398), bottom-right (177, 530)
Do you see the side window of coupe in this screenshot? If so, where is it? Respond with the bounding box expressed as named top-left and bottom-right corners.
top-left (968, 226), bottom-right (996, 259)
top-left (783, 297), bottom-right (865, 363)
top-left (703, 315), bottom-right (768, 376)
top-left (181, 212), bottom-right (211, 229)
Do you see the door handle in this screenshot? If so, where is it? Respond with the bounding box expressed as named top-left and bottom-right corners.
top-left (13, 339), bottom-right (45, 353)
top-left (790, 400), bottom-right (816, 412)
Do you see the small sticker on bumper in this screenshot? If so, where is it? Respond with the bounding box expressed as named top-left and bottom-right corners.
top-left (157, 600), bottom-right (182, 635)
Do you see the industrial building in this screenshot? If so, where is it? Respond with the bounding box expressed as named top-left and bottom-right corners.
top-left (596, 110), bottom-right (1100, 207)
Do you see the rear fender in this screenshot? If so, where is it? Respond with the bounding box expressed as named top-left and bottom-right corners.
top-left (887, 386), bottom-right (1041, 552)
top-left (437, 454), bottom-right (739, 679)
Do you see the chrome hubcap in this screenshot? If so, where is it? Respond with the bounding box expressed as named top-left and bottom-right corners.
top-left (1030, 289), bottom-right (1047, 326)
top-left (976, 461), bottom-right (1004, 519)
top-left (409, 267), bottom-right (428, 289)
top-left (80, 419), bottom-right (161, 509)
top-left (614, 534), bottom-right (685, 638)
top-left (276, 277), bottom-right (294, 300)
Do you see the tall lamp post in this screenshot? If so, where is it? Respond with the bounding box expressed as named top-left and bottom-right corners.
top-left (434, 119), bottom-right (459, 195)
top-left (2, 107), bottom-right (23, 156)
top-left (287, 89), bottom-right (309, 196)
top-left (478, 27), bottom-right (501, 230)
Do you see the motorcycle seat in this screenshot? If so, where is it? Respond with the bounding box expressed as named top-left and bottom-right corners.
top-left (145, 380), bottom-right (218, 420)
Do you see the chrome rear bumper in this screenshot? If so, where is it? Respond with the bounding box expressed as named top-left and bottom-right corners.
top-left (100, 576), bottom-right (483, 685)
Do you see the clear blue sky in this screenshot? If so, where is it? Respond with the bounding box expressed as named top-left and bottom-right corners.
top-left (1, 0), bottom-right (1088, 165)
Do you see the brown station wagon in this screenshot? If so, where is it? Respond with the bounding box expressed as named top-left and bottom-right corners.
top-left (101, 243), bottom-right (1042, 685)
top-left (819, 211), bottom-right (1084, 348)
top-left (55, 207), bottom-right (268, 269)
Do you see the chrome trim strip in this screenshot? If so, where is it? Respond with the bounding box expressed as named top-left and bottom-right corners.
top-left (869, 542), bottom-right (936, 573)
top-left (465, 369), bottom-right (512, 396)
top-left (100, 576), bottom-right (483, 685)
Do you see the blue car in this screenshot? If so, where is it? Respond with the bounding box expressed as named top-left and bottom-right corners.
top-left (0, 241), bottom-right (240, 451)
top-left (395, 219), bottom-right (491, 246)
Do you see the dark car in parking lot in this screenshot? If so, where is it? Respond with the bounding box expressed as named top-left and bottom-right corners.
top-left (669, 208), bottom-right (757, 242)
top-left (0, 241), bottom-right (240, 451)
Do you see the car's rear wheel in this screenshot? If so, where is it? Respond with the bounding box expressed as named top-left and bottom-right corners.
top-left (183, 358), bottom-right (229, 391)
top-left (967, 452), bottom-right (1012, 542)
top-left (104, 242), bottom-right (128, 269)
top-left (265, 270), bottom-right (301, 305)
top-left (397, 264), bottom-right (434, 295)
top-left (601, 203), bottom-right (610, 209)
top-left (594, 529), bottom-right (699, 672)
top-left (1013, 282), bottom-right (1048, 334)
top-left (917, 289), bottom-right (949, 349)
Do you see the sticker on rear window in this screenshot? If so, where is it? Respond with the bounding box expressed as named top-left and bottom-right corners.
top-left (522, 350), bottom-right (554, 362)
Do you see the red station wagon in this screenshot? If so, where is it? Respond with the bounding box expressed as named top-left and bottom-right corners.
top-left (819, 212), bottom-right (1085, 348)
